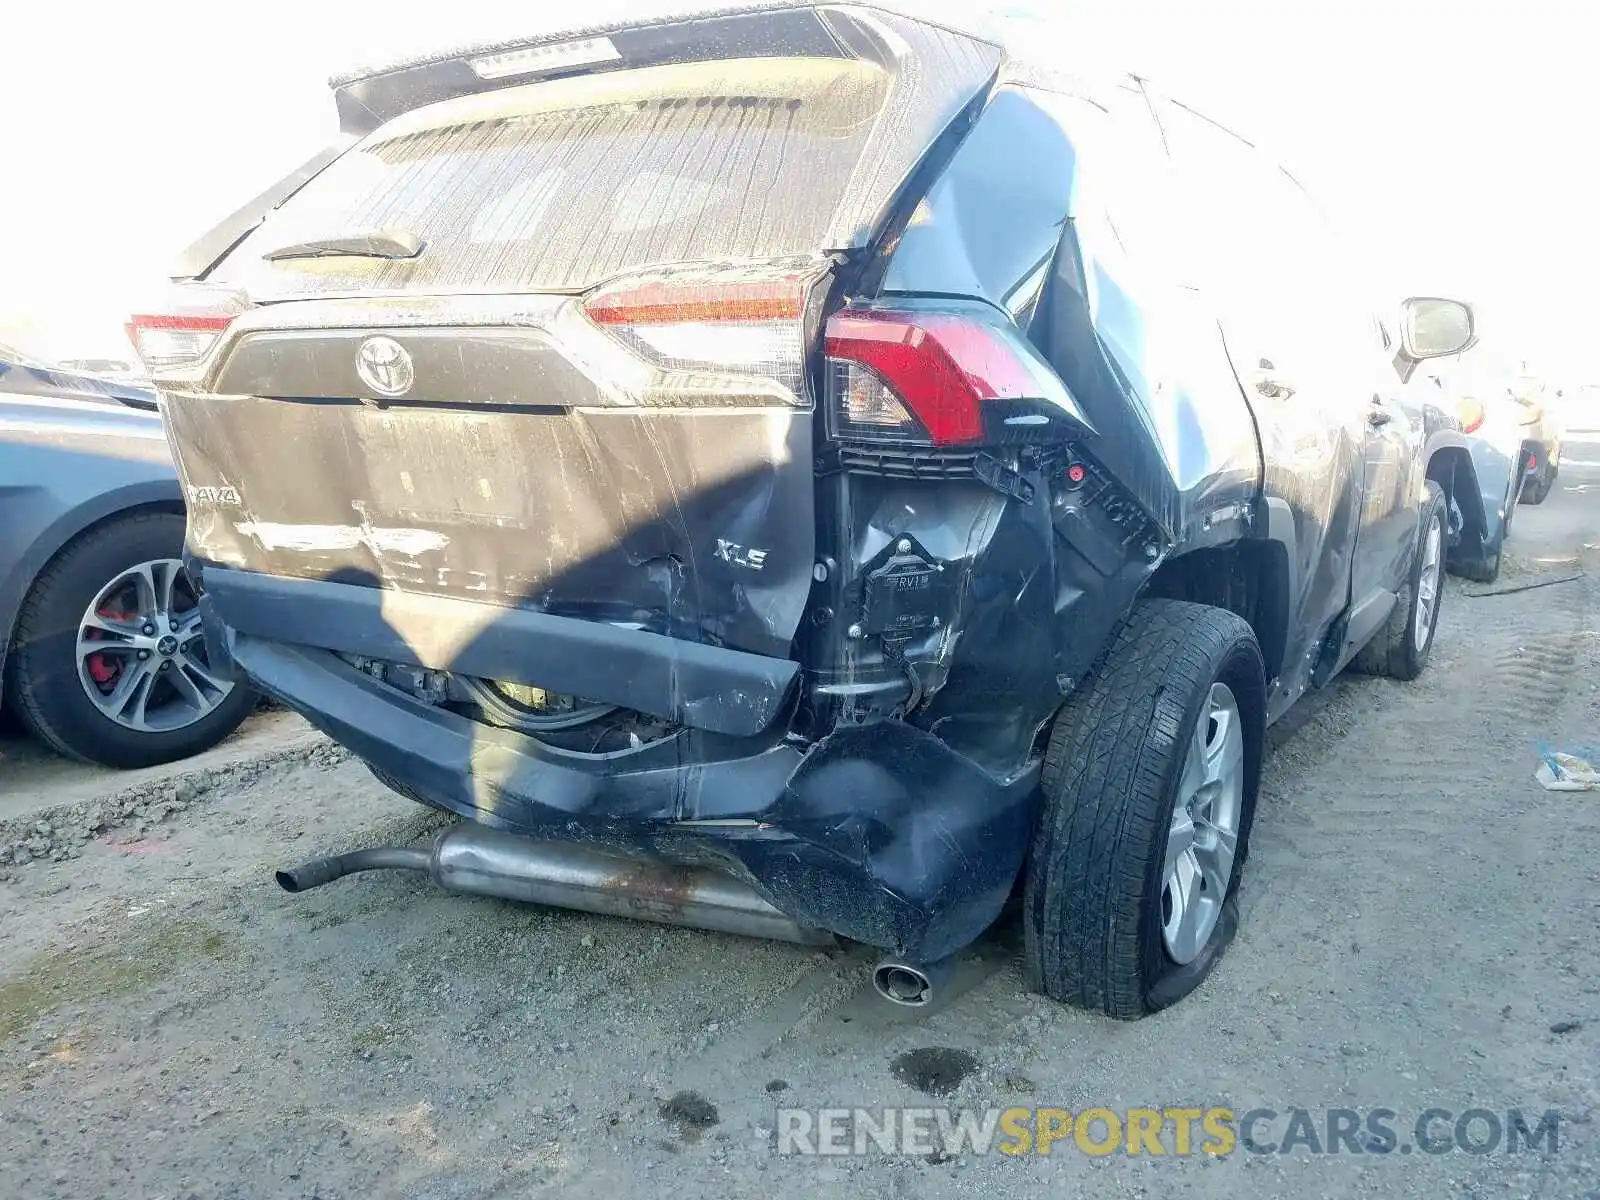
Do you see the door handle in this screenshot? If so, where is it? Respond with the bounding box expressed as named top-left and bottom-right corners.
top-left (1367, 396), bottom-right (1393, 427)
top-left (1251, 358), bottom-right (1294, 400)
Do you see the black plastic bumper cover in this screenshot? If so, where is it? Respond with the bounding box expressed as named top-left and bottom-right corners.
top-left (199, 567), bottom-right (798, 738)
top-left (204, 602), bottom-right (1039, 962)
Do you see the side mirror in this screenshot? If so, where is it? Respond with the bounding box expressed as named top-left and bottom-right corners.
top-left (1400, 297), bottom-right (1475, 360)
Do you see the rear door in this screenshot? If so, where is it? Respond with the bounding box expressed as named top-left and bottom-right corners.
top-left (161, 18), bottom-right (1000, 659)
top-left (1233, 164), bottom-right (1420, 609)
top-left (1353, 313), bottom-right (1424, 604)
top-left (1156, 99), bottom-right (1378, 696)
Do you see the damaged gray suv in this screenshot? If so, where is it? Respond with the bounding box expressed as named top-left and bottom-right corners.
top-left (141, 5), bottom-right (1484, 1016)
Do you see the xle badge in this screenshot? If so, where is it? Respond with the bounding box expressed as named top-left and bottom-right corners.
top-left (715, 539), bottom-right (768, 570)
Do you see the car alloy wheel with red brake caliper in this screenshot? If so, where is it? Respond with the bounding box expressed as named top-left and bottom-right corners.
top-left (77, 557), bottom-right (234, 732)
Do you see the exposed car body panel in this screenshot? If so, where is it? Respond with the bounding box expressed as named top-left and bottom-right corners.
top-left (0, 391), bottom-right (180, 685)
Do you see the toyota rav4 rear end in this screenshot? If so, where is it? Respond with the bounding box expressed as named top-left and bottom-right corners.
top-left (145, 6), bottom-right (1181, 977)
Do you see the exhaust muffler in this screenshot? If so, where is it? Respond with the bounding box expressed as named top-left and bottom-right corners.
top-left (277, 824), bottom-right (832, 946)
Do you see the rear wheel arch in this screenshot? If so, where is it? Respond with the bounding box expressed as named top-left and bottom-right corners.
top-left (2, 494), bottom-right (186, 680)
top-left (1142, 538), bottom-right (1292, 685)
top-left (1424, 443), bottom-right (1487, 551)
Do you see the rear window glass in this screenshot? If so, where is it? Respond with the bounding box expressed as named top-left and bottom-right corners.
top-left (212, 58), bottom-right (892, 298)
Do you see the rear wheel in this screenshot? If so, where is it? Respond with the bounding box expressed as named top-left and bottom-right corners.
top-left (1520, 453), bottom-right (1554, 505)
top-left (1452, 542), bottom-right (1501, 585)
top-left (1023, 600), bottom-right (1265, 1018)
top-left (1520, 475), bottom-right (1550, 505)
top-left (1351, 481), bottom-right (1446, 679)
top-left (4, 512), bottom-right (256, 767)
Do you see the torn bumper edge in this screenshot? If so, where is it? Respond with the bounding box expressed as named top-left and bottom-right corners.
top-left (200, 597), bottom-right (1041, 962)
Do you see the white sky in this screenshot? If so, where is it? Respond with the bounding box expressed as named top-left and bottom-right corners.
top-left (2, 1), bottom-right (1594, 380)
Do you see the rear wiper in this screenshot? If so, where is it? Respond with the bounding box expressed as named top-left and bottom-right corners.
top-left (262, 228), bottom-right (424, 262)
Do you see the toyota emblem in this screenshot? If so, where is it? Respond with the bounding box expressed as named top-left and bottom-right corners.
top-left (356, 336), bottom-right (414, 397)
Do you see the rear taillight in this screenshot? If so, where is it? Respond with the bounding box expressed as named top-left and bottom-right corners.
top-left (127, 288), bottom-right (247, 372)
top-left (823, 308), bottom-right (1082, 446)
top-left (580, 267), bottom-right (821, 402)
top-left (1458, 397), bottom-right (1485, 434)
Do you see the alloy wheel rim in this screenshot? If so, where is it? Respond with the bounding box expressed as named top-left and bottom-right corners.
top-left (1414, 516), bottom-right (1443, 653)
top-left (76, 558), bottom-right (233, 733)
top-left (1161, 681), bottom-right (1245, 965)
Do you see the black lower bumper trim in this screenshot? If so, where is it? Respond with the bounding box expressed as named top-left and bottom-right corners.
top-left (199, 568), bottom-right (798, 738)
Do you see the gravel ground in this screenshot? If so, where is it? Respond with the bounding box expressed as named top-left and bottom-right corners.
top-left (1, 440), bottom-right (1597, 1199)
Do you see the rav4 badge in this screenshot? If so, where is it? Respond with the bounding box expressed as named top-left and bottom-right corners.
top-left (187, 485), bottom-right (241, 506)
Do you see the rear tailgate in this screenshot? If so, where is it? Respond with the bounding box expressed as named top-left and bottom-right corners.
top-left (165, 293), bottom-right (820, 657)
top-left (158, 8), bottom-right (998, 685)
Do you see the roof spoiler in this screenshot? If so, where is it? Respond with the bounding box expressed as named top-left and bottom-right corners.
top-left (170, 145), bottom-right (347, 282)
top-left (329, 3), bottom-right (997, 135)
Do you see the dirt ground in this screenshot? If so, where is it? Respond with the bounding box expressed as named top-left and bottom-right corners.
top-left (2, 441), bottom-right (1596, 1200)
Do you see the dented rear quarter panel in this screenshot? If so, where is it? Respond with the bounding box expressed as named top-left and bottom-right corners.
top-left (858, 79), bottom-right (1262, 776)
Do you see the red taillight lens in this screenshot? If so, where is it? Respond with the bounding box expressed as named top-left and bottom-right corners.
top-left (823, 309), bottom-right (1075, 446)
top-left (1458, 396), bottom-right (1485, 434)
top-left (127, 288), bottom-right (246, 372)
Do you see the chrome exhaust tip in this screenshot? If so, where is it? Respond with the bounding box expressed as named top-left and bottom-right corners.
top-left (872, 959), bottom-right (949, 1007)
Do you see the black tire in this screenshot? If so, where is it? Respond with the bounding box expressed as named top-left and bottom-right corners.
top-left (1350, 481), bottom-right (1446, 680)
top-left (1520, 474), bottom-right (1550, 505)
top-left (367, 763), bottom-right (452, 814)
top-left (1516, 451), bottom-right (1555, 508)
top-left (1451, 544), bottom-right (1501, 585)
top-left (1023, 600), bottom-right (1266, 1018)
top-left (3, 512), bottom-right (255, 768)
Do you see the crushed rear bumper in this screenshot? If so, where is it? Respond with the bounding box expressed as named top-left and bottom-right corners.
top-left (198, 576), bottom-right (1040, 962)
